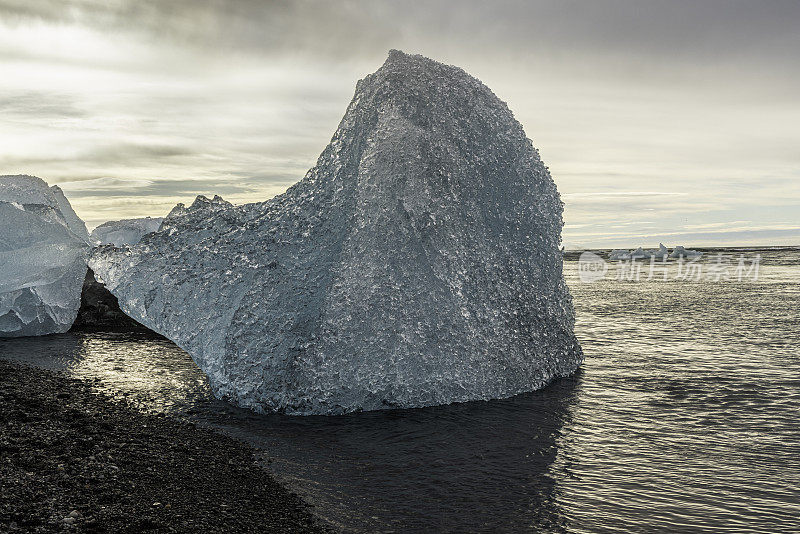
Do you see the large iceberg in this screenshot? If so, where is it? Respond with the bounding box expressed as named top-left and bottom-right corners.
top-left (91, 50), bottom-right (583, 414)
top-left (0, 175), bottom-right (90, 337)
top-left (91, 216), bottom-right (164, 246)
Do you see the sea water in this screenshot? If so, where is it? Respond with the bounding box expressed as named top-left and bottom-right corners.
top-left (2, 249), bottom-right (798, 532)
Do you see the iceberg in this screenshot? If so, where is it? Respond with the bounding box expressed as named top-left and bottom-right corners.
top-left (51, 185), bottom-right (90, 240)
top-left (91, 50), bottom-right (583, 415)
top-left (91, 216), bottom-right (165, 246)
top-left (608, 249), bottom-right (631, 261)
top-left (633, 243), bottom-right (670, 260)
top-left (670, 245), bottom-right (703, 258)
top-left (609, 243), bottom-right (675, 261)
top-left (0, 175), bottom-right (90, 337)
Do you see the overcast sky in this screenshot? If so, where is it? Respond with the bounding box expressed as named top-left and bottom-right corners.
top-left (1, 0), bottom-right (798, 247)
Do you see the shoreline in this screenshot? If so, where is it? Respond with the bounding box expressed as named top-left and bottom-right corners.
top-left (0, 360), bottom-right (331, 533)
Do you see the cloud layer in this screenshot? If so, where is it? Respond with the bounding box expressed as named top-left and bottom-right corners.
top-left (1, 0), bottom-right (798, 245)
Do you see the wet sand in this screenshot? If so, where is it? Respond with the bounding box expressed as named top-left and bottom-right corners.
top-left (0, 360), bottom-right (331, 533)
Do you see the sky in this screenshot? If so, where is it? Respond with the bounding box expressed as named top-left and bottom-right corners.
top-left (1, 0), bottom-right (798, 248)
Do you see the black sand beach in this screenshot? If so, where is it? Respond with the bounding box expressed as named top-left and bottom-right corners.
top-left (0, 360), bottom-right (330, 533)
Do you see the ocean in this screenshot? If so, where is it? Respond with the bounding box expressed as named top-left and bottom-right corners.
top-left (2, 248), bottom-right (798, 532)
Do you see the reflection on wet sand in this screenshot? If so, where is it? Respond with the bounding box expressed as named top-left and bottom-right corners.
top-left (0, 331), bottom-right (214, 412)
top-left (0, 330), bottom-right (579, 532)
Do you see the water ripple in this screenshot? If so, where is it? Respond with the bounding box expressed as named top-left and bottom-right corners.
top-left (1, 250), bottom-right (798, 532)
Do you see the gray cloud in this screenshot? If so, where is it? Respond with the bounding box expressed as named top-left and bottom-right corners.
top-left (0, 143), bottom-right (194, 168)
top-left (63, 177), bottom-right (258, 198)
top-left (85, 144), bottom-right (193, 165)
top-left (1, 1), bottom-right (798, 245)
top-left (0, 91), bottom-right (86, 118)
top-left (3, 0), bottom-right (799, 69)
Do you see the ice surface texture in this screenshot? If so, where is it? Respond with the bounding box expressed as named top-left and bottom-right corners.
top-left (0, 175), bottom-right (90, 337)
top-left (91, 51), bottom-right (583, 414)
top-left (91, 217), bottom-right (164, 246)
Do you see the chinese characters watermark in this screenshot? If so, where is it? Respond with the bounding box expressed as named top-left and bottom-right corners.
top-left (578, 252), bottom-right (761, 283)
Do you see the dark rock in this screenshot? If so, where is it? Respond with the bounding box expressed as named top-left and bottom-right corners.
top-left (70, 269), bottom-right (152, 332)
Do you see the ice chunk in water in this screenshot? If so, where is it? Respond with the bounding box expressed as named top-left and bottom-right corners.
top-left (608, 249), bottom-right (631, 261)
top-left (0, 175), bottom-right (90, 337)
top-left (670, 245), bottom-right (703, 258)
top-left (91, 51), bottom-right (583, 414)
top-left (91, 217), bottom-right (165, 246)
top-left (610, 243), bottom-right (673, 261)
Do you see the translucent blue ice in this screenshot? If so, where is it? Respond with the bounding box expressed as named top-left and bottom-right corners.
top-left (91, 51), bottom-right (583, 414)
top-left (0, 175), bottom-right (90, 337)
